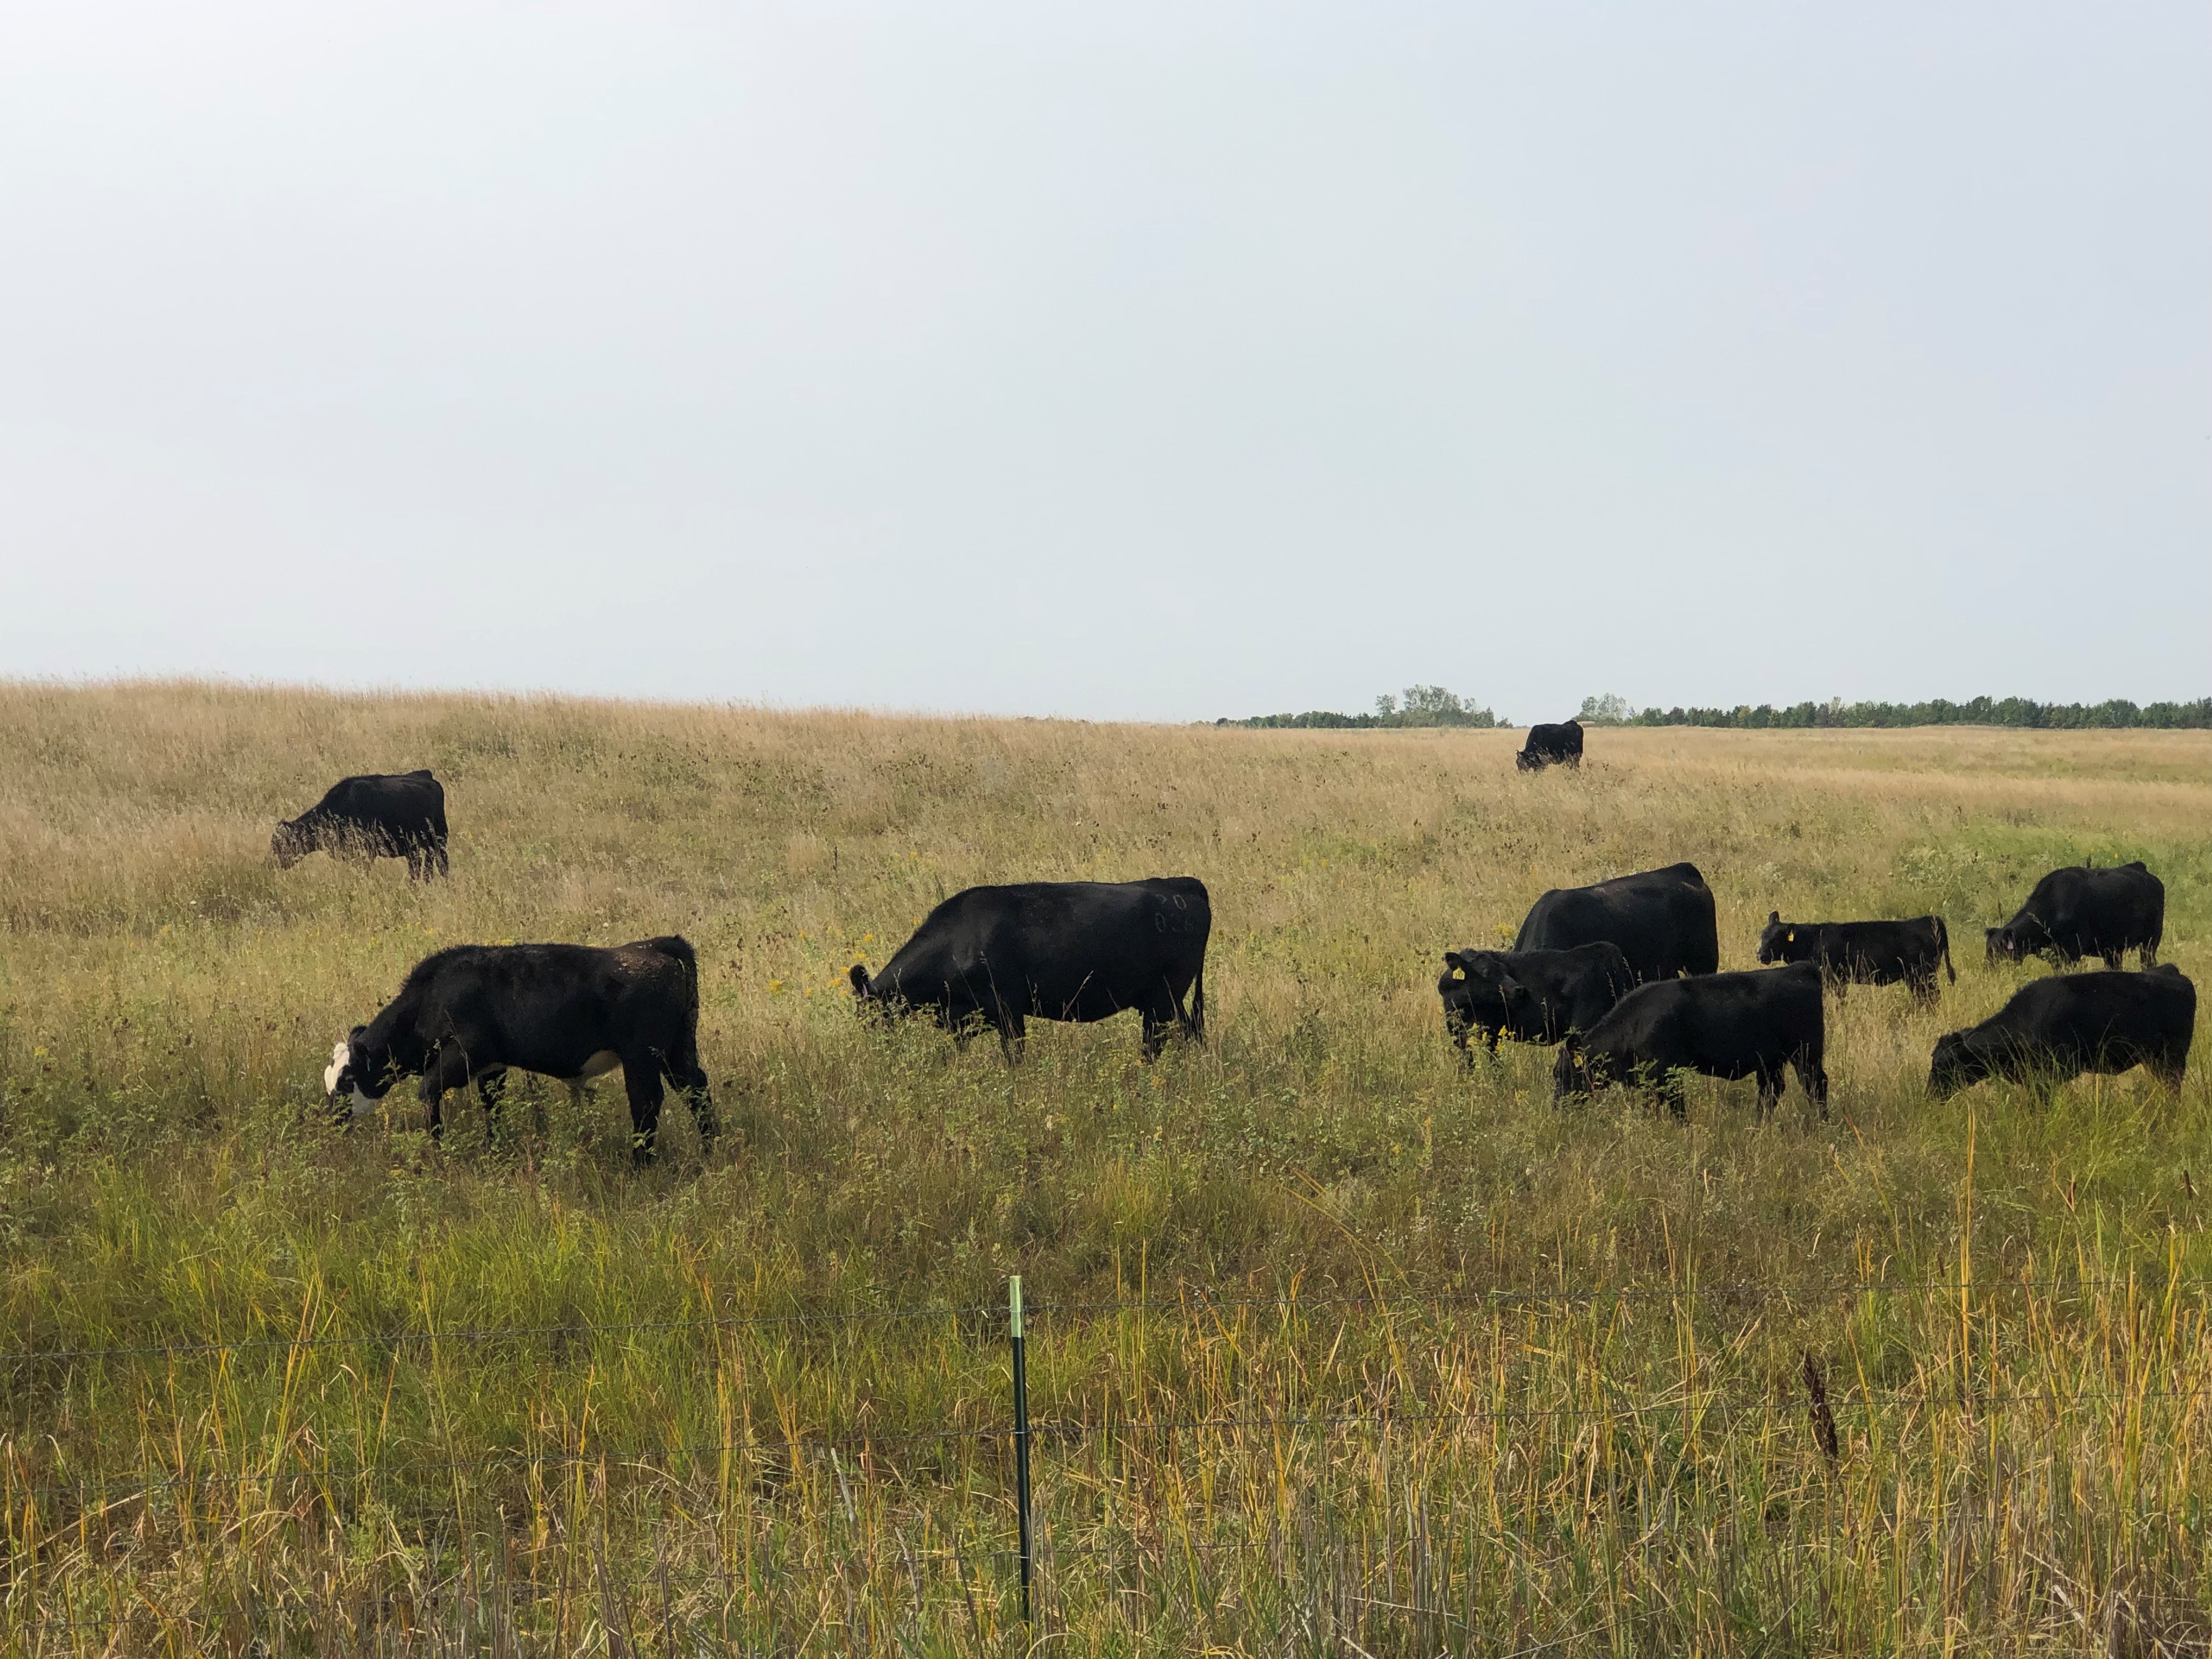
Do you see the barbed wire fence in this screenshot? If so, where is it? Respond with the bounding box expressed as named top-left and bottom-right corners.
top-left (5, 1267), bottom-right (2209, 1649)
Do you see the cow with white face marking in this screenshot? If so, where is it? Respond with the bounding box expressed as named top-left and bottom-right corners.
top-left (323, 936), bottom-right (715, 1160)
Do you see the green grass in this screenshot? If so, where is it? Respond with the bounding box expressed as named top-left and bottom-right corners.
top-left (1, 683), bottom-right (2209, 1654)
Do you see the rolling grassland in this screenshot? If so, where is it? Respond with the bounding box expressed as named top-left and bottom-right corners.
top-left (2, 681), bottom-right (2210, 1655)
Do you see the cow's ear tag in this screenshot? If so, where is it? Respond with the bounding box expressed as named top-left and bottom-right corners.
top-left (1787, 929), bottom-right (1796, 943)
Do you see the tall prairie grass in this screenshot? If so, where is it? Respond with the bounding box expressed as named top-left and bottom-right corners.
top-left (1, 680), bottom-right (2208, 1654)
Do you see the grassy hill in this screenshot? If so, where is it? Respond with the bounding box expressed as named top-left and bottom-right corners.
top-left (2, 681), bottom-right (2209, 1653)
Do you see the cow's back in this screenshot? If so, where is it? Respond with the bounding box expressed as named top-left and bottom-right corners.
top-left (318, 771), bottom-right (443, 826)
top-left (1515, 864), bottom-right (1716, 980)
top-left (879, 878), bottom-right (1208, 1013)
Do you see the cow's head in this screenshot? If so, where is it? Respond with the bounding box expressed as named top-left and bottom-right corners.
top-left (1985, 916), bottom-right (2044, 964)
top-left (848, 963), bottom-right (898, 1021)
top-left (1927, 1030), bottom-right (1987, 1098)
top-left (1757, 912), bottom-right (1808, 966)
top-left (1438, 950), bottom-right (1510, 1025)
top-left (323, 1022), bottom-right (411, 1114)
top-left (271, 819), bottom-right (311, 869)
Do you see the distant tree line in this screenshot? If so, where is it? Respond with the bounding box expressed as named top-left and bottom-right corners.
top-left (1220, 685), bottom-right (1500, 729)
top-left (1221, 689), bottom-right (2212, 731)
top-left (1628, 696), bottom-right (2212, 730)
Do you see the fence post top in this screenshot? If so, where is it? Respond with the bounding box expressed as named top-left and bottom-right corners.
top-left (1009, 1276), bottom-right (1024, 1340)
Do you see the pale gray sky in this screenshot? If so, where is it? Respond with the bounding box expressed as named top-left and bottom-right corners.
top-left (3, 4), bottom-right (2205, 722)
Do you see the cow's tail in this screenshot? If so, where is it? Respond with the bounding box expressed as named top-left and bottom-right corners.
top-left (646, 935), bottom-right (701, 999)
top-left (1190, 958), bottom-right (1207, 1042)
top-left (1934, 917), bottom-right (1956, 983)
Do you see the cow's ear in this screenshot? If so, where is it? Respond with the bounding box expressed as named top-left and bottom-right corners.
top-left (348, 1024), bottom-right (368, 1041)
top-left (1768, 911), bottom-right (1780, 924)
top-left (848, 963), bottom-right (871, 996)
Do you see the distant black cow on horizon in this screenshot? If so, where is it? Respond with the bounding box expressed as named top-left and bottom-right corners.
top-left (274, 771), bottom-right (449, 879)
top-left (1985, 862), bottom-right (2163, 969)
top-left (1516, 720), bottom-right (1584, 771)
top-left (850, 879), bottom-right (1209, 1059)
top-left (324, 936), bottom-right (714, 1160)
top-left (1758, 912), bottom-right (1955, 1003)
top-left (1930, 965), bottom-right (2193, 1097)
top-left (1515, 862), bottom-right (1719, 983)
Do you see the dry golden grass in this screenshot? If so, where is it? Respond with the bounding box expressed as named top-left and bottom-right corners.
top-left (1, 681), bottom-right (2209, 1654)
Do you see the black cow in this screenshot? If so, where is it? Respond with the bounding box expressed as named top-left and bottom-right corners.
top-left (1437, 943), bottom-right (1634, 1062)
top-left (1514, 862), bottom-right (1719, 983)
top-left (1555, 963), bottom-right (1828, 1121)
top-left (324, 936), bottom-right (714, 1159)
top-left (849, 878), bottom-right (1209, 1059)
top-left (1757, 912), bottom-right (1956, 1003)
top-left (274, 770), bottom-right (449, 879)
top-left (1516, 720), bottom-right (1584, 771)
top-left (1929, 965), bottom-right (2194, 1097)
top-left (1985, 863), bottom-right (2164, 969)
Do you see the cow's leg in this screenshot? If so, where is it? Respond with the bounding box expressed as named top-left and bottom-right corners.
top-left (1141, 1012), bottom-right (1170, 1062)
top-left (619, 1051), bottom-right (667, 1162)
top-left (417, 1045), bottom-right (473, 1138)
top-left (1754, 1064), bottom-right (1782, 1124)
top-left (1652, 1071), bottom-right (1687, 1121)
top-left (1909, 971), bottom-right (1938, 1007)
top-left (1485, 1025), bottom-right (1503, 1058)
top-left (476, 1068), bottom-right (508, 1119)
top-left (432, 837), bottom-right (451, 879)
top-left (2103, 949), bottom-right (2124, 970)
top-left (996, 1009), bottom-right (1029, 1064)
top-left (1796, 1052), bottom-right (1830, 1121)
top-left (663, 1041), bottom-right (718, 1147)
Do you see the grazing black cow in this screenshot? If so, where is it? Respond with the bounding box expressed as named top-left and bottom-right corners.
top-left (324, 936), bottom-right (714, 1159)
top-left (1929, 965), bottom-right (2194, 1097)
top-left (1554, 963), bottom-right (1828, 1121)
top-left (1985, 863), bottom-right (2164, 969)
top-left (849, 878), bottom-right (1209, 1059)
top-left (1514, 862), bottom-right (1719, 983)
top-left (1757, 912), bottom-right (1956, 1003)
top-left (1437, 943), bottom-right (1634, 1062)
top-left (1516, 720), bottom-right (1584, 771)
top-left (274, 770), bottom-right (449, 879)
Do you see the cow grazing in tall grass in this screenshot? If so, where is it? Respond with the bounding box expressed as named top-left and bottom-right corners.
top-left (1985, 862), bottom-right (2163, 969)
top-left (273, 770), bottom-right (449, 879)
top-left (850, 879), bottom-right (1209, 1060)
top-left (324, 936), bottom-right (714, 1160)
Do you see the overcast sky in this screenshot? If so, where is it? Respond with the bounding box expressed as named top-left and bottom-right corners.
top-left (3, 4), bottom-right (2205, 723)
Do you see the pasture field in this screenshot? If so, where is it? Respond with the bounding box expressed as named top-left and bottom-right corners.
top-left (2, 680), bottom-right (2210, 1656)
